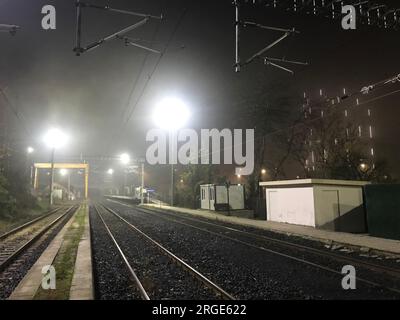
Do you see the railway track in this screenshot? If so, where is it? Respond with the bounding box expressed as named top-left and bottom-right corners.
top-left (0, 207), bottom-right (61, 241)
top-left (0, 206), bottom-right (77, 273)
top-left (135, 205), bottom-right (400, 277)
top-left (107, 200), bottom-right (400, 296)
top-left (93, 204), bottom-right (235, 300)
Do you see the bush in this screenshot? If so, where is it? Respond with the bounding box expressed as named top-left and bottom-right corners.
top-left (0, 174), bottom-right (17, 219)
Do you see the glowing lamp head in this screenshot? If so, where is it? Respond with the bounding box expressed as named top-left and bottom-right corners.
top-left (107, 168), bottom-right (114, 175)
top-left (60, 169), bottom-right (68, 176)
top-left (27, 147), bottom-right (34, 154)
top-left (359, 163), bottom-right (369, 172)
top-left (153, 97), bottom-right (190, 130)
top-left (120, 153), bottom-right (130, 165)
top-left (44, 128), bottom-right (68, 149)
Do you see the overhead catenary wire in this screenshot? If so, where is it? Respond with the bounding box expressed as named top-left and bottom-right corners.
top-left (234, 0), bottom-right (307, 73)
top-left (119, 8), bottom-right (189, 129)
top-left (110, 21), bottom-right (163, 143)
top-left (48, 85), bottom-right (400, 166)
top-left (99, 73), bottom-right (400, 166)
top-left (0, 87), bottom-right (31, 137)
top-left (178, 76), bottom-right (400, 165)
top-left (244, 0), bottom-right (400, 30)
top-left (0, 24), bottom-right (20, 35)
top-left (74, 0), bottom-right (162, 56)
top-left (103, 0), bottom-right (169, 152)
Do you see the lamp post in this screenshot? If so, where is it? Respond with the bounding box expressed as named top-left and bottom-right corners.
top-left (106, 168), bottom-right (114, 195)
top-left (120, 153), bottom-right (130, 196)
top-left (139, 159), bottom-right (145, 205)
top-left (44, 128), bottom-right (68, 206)
top-left (153, 97), bottom-right (190, 207)
top-left (26, 147), bottom-right (34, 186)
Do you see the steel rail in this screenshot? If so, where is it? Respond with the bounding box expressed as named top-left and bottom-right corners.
top-left (107, 200), bottom-right (400, 295)
top-left (93, 205), bottom-right (150, 300)
top-left (100, 203), bottom-right (236, 300)
top-left (0, 207), bottom-right (62, 241)
top-left (133, 204), bottom-right (400, 279)
top-left (0, 206), bottom-right (77, 273)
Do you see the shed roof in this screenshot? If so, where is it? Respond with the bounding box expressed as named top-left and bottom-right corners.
top-left (259, 179), bottom-right (370, 188)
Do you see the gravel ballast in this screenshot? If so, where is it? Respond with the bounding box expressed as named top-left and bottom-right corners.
top-left (91, 206), bottom-right (222, 300)
top-left (104, 201), bottom-right (400, 300)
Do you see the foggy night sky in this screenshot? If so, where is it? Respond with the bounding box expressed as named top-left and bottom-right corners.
top-left (1, 0), bottom-right (400, 183)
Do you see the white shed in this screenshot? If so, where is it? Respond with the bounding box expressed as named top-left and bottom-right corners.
top-left (200, 184), bottom-right (245, 211)
top-left (259, 179), bottom-right (370, 232)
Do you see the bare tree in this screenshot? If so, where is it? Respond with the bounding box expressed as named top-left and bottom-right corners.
top-left (281, 107), bottom-right (392, 182)
top-left (232, 77), bottom-right (301, 203)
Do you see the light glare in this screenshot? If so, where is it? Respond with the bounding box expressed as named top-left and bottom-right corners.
top-left (44, 128), bottom-right (68, 149)
top-left (120, 153), bottom-right (130, 165)
top-left (153, 97), bottom-right (190, 130)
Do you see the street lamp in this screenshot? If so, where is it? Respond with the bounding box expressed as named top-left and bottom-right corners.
top-left (107, 168), bottom-right (114, 175)
top-left (153, 97), bottom-right (191, 130)
top-left (120, 153), bottom-right (131, 165)
top-left (26, 147), bottom-right (35, 185)
top-left (359, 163), bottom-right (368, 172)
top-left (153, 97), bottom-right (190, 206)
top-left (44, 128), bottom-right (68, 206)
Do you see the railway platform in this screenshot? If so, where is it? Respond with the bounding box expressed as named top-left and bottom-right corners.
top-left (8, 204), bottom-right (93, 300)
top-left (143, 204), bottom-right (400, 256)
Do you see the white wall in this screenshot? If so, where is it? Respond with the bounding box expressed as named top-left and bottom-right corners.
top-left (228, 185), bottom-right (245, 210)
top-left (264, 182), bottom-right (366, 231)
top-left (216, 185), bottom-right (228, 204)
top-left (314, 185), bottom-right (365, 231)
top-left (266, 187), bottom-right (315, 227)
top-left (200, 185), bottom-right (211, 210)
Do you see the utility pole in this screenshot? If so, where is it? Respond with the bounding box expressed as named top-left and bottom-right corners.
top-left (49, 148), bottom-right (55, 206)
top-left (170, 163), bottom-right (174, 206)
top-left (234, 0), bottom-right (241, 72)
top-left (141, 162), bottom-right (144, 205)
top-left (67, 173), bottom-right (71, 201)
top-left (226, 181), bottom-right (231, 216)
top-left (123, 170), bottom-right (127, 196)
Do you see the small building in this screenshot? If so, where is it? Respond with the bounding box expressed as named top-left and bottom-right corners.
top-left (200, 184), bottom-right (245, 211)
top-left (259, 179), bottom-right (369, 233)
